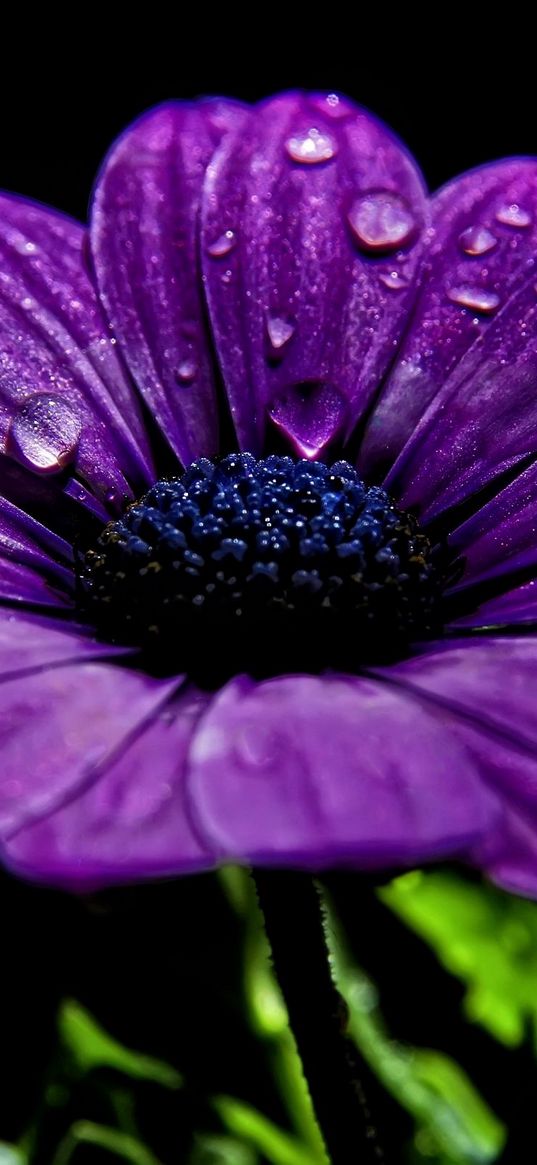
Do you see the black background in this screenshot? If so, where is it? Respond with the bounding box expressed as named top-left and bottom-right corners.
top-left (0, 45), bottom-right (533, 224)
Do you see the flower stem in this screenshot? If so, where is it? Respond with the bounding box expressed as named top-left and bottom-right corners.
top-left (253, 870), bottom-right (386, 1164)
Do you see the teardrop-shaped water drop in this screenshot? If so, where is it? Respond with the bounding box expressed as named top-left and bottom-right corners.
top-left (266, 315), bottom-right (295, 351)
top-left (447, 285), bottom-right (501, 314)
top-left (458, 224), bottom-right (498, 256)
top-left (347, 192), bottom-right (416, 253)
top-left (207, 230), bottom-right (236, 258)
top-left (496, 203), bottom-right (532, 229)
top-left (268, 381), bottom-right (346, 458)
top-left (176, 359), bottom-right (197, 385)
top-left (285, 127), bottom-right (338, 165)
top-left (7, 394), bottom-right (82, 474)
top-left (379, 270), bottom-right (410, 292)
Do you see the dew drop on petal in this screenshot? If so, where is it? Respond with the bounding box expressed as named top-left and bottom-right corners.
top-left (285, 127), bottom-right (338, 164)
top-left (379, 270), bottom-right (409, 292)
top-left (347, 192), bottom-right (416, 253)
top-left (268, 381), bottom-right (347, 458)
top-left (266, 315), bottom-right (295, 351)
top-left (309, 92), bottom-right (354, 120)
top-left (207, 230), bottom-right (236, 258)
top-left (176, 359), bottom-right (197, 385)
top-left (447, 285), bottom-right (501, 314)
top-left (496, 203), bottom-right (532, 228)
top-left (7, 394), bottom-right (82, 474)
top-left (237, 724), bottom-right (281, 769)
top-left (458, 224), bottom-right (498, 256)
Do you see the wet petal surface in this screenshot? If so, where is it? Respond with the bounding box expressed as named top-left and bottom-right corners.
top-left (361, 160), bottom-right (537, 477)
top-left (201, 91), bottom-right (427, 457)
top-left (0, 196), bottom-right (154, 505)
top-left (90, 101), bottom-right (247, 466)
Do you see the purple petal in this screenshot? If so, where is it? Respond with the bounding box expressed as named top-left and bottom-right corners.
top-left (0, 608), bottom-right (128, 677)
top-left (450, 582), bottom-right (537, 629)
top-left (90, 100), bottom-right (247, 467)
top-left (471, 804), bottom-right (537, 898)
top-left (0, 195), bottom-right (154, 506)
top-left (0, 495), bottom-right (73, 604)
top-left (186, 672), bottom-right (495, 869)
top-left (447, 460), bottom-right (537, 592)
top-left (5, 686), bottom-right (210, 889)
top-left (386, 273), bottom-right (537, 521)
top-left (0, 661), bottom-right (180, 837)
top-left (374, 637), bottom-right (537, 895)
top-left (360, 159), bottom-right (537, 476)
top-left (201, 91), bottom-right (427, 457)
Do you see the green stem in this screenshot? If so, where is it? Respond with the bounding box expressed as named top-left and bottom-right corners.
top-left (253, 870), bottom-right (386, 1165)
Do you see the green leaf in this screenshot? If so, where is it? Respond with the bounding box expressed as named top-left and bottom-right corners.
top-left (0, 1147), bottom-right (26, 1165)
top-left (381, 869), bottom-right (537, 1046)
top-left (52, 1122), bottom-right (163, 1165)
top-left (190, 1133), bottom-right (258, 1165)
top-left (59, 1000), bottom-right (182, 1089)
top-left (324, 897), bottom-right (504, 1163)
top-left (214, 1097), bottom-right (316, 1165)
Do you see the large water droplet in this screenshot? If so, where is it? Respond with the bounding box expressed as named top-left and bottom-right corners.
top-left (7, 394), bottom-right (82, 474)
top-left (266, 315), bottom-right (295, 351)
top-left (207, 230), bottom-right (236, 258)
top-left (496, 203), bottom-right (532, 228)
top-left (379, 270), bottom-right (409, 292)
top-left (285, 127), bottom-right (338, 165)
top-left (458, 224), bottom-right (497, 256)
top-left (176, 359), bottom-right (197, 385)
top-left (447, 285), bottom-right (500, 314)
top-left (347, 192), bottom-right (416, 253)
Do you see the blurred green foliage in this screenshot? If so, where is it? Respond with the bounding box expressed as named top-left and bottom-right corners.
top-left (382, 869), bottom-right (537, 1047)
top-left (3, 866), bottom-right (536, 1163)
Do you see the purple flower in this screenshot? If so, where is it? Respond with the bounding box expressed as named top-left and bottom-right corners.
top-left (1, 91), bottom-right (537, 896)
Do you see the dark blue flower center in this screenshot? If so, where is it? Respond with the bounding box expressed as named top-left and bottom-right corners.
top-left (78, 454), bottom-right (442, 685)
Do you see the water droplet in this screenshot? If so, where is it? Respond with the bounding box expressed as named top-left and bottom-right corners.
top-left (7, 394), bottom-right (82, 474)
top-left (207, 230), bottom-right (236, 258)
top-left (269, 381), bottom-right (346, 458)
top-left (285, 127), bottom-right (338, 165)
top-left (176, 359), bottom-right (197, 385)
top-left (347, 192), bottom-right (416, 253)
top-left (458, 224), bottom-right (497, 256)
top-left (496, 203), bottom-right (532, 229)
top-left (266, 315), bottom-right (295, 351)
top-left (237, 724), bottom-right (281, 769)
top-left (309, 92), bottom-right (353, 120)
top-left (379, 270), bottom-right (409, 292)
top-left (447, 285), bottom-right (500, 314)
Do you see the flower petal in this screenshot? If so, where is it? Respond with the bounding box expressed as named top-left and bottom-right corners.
top-left (386, 273), bottom-right (537, 521)
top-left (4, 687), bottom-right (210, 889)
top-left (90, 100), bottom-right (247, 466)
top-left (450, 582), bottom-right (537, 629)
top-left (0, 660), bottom-right (180, 837)
top-left (448, 460), bottom-right (537, 592)
top-left (374, 637), bottom-right (537, 895)
top-left (0, 196), bottom-right (154, 506)
top-left (201, 91), bottom-right (427, 457)
top-left (0, 607), bottom-right (127, 677)
top-left (185, 672), bottom-right (495, 869)
top-left (360, 159), bottom-right (537, 477)
top-left (0, 495), bottom-right (73, 605)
